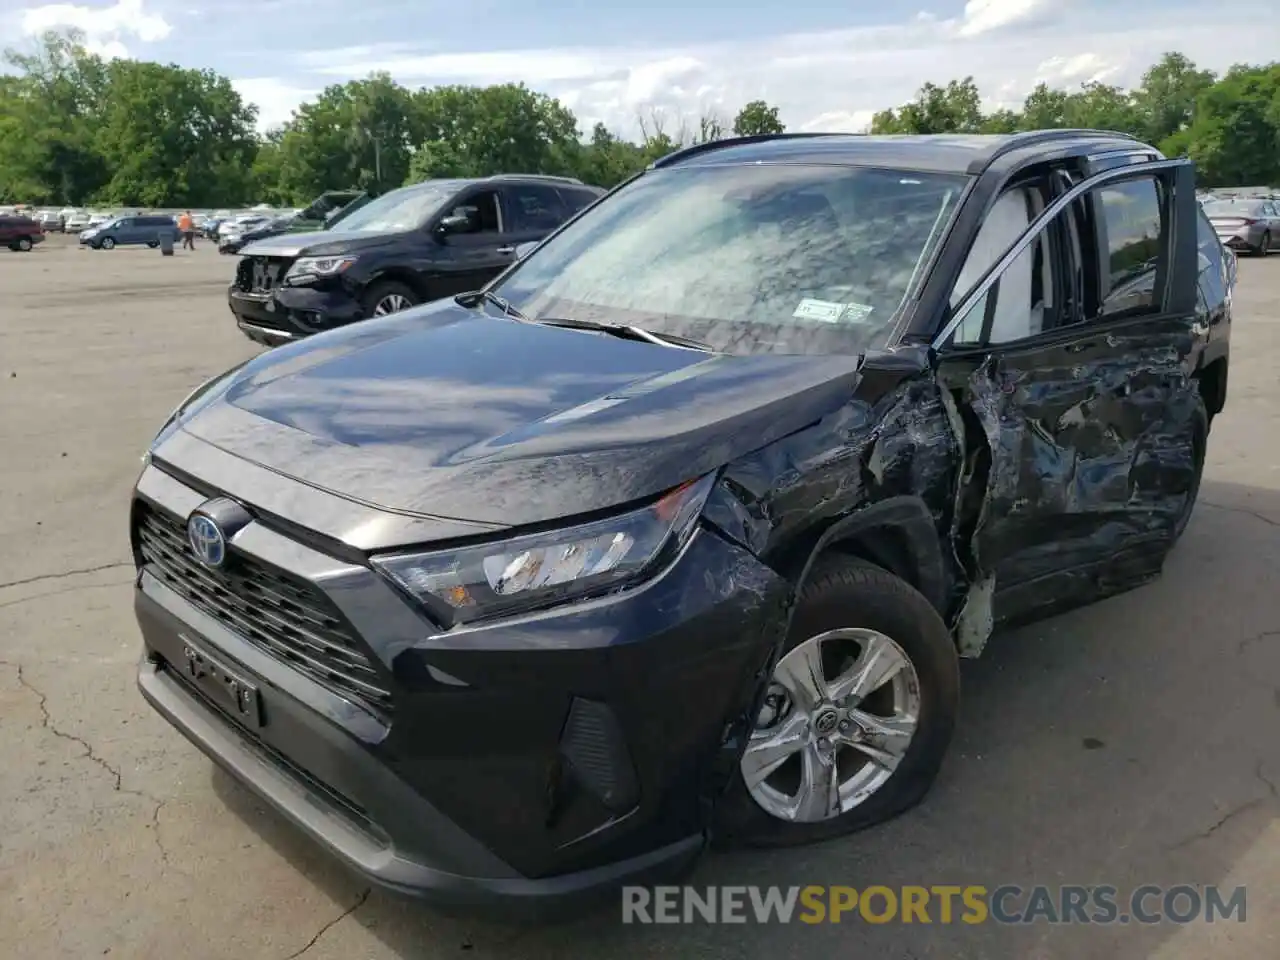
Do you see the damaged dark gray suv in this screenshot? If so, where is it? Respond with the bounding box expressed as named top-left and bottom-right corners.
top-left (130, 130), bottom-right (1232, 913)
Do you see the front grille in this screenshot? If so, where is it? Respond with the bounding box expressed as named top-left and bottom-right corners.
top-left (134, 501), bottom-right (393, 715)
top-left (234, 256), bottom-right (291, 294)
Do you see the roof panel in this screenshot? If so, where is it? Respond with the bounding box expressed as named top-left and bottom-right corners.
top-left (659, 131), bottom-right (1151, 175)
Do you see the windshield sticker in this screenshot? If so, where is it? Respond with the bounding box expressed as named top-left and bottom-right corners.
top-left (792, 298), bottom-right (875, 324)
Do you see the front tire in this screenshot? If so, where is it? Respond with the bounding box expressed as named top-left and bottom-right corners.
top-left (716, 556), bottom-right (959, 848)
top-left (16, 236), bottom-right (33, 252)
top-left (100, 237), bottom-right (115, 250)
top-left (361, 280), bottom-right (419, 318)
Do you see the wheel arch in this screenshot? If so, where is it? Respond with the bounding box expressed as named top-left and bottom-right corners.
top-left (777, 496), bottom-right (951, 623)
top-left (368, 267), bottom-right (430, 302)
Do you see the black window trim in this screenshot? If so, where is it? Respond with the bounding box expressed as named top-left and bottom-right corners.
top-left (932, 158), bottom-right (1187, 350)
top-left (442, 186), bottom-right (505, 234)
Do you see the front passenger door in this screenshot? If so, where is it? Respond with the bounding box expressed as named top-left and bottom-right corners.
top-left (935, 160), bottom-right (1204, 633)
top-left (430, 189), bottom-right (514, 296)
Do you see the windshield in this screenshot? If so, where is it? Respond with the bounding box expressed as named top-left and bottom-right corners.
top-left (1203, 200), bottom-right (1265, 217)
top-left (493, 164), bottom-right (967, 355)
top-left (335, 183), bottom-right (459, 233)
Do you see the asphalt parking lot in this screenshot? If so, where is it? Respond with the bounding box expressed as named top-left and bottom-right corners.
top-left (1, 234), bottom-right (1278, 959)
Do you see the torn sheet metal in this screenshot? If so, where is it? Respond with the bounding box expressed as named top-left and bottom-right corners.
top-left (946, 325), bottom-right (1205, 634)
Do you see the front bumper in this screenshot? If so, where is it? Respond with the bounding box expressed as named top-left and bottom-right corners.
top-left (130, 461), bottom-right (788, 913)
top-left (229, 283), bottom-right (365, 347)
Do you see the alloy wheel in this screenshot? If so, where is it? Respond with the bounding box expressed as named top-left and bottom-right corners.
top-left (373, 293), bottom-right (413, 316)
top-left (17, 237), bottom-right (32, 252)
top-left (742, 628), bottom-right (921, 823)
top-left (101, 237), bottom-right (115, 250)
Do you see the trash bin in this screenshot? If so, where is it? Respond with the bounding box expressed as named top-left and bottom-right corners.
top-left (159, 231), bottom-right (174, 256)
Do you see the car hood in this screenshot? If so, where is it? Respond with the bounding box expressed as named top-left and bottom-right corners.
top-left (174, 299), bottom-right (864, 528)
top-left (239, 229), bottom-right (399, 259)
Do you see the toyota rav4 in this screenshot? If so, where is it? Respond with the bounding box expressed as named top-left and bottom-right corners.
top-left (132, 131), bottom-right (1231, 915)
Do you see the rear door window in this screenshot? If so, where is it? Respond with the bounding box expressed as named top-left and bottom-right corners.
top-left (507, 184), bottom-right (568, 232)
top-left (558, 187), bottom-right (600, 215)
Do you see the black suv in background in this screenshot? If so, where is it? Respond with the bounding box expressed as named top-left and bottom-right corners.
top-left (229, 174), bottom-right (603, 346)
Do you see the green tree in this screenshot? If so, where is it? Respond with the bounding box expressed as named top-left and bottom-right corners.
top-left (270, 74), bottom-right (418, 201)
top-left (1062, 82), bottom-right (1143, 133)
top-left (406, 138), bottom-right (476, 181)
top-left (733, 100), bottom-right (785, 136)
top-left (1134, 52), bottom-right (1216, 145)
top-left (572, 123), bottom-right (646, 188)
top-left (411, 83), bottom-right (580, 181)
top-left (1183, 64), bottom-right (1280, 186)
top-left (91, 58), bottom-right (259, 206)
top-left (870, 78), bottom-right (984, 134)
top-left (1019, 83), bottom-right (1070, 128)
top-left (1, 30), bottom-right (109, 204)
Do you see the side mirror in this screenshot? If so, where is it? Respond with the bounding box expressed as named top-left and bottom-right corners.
top-left (435, 213), bottom-right (472, 238)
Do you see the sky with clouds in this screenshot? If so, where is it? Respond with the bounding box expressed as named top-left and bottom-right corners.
top-left (2, 0), bottom-right (1277, 136)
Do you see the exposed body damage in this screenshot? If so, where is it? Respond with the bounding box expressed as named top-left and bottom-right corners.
top-left (940, 326), bottom-right (1205, 644)
top-left (706, 144), bottom-right (1227, 806)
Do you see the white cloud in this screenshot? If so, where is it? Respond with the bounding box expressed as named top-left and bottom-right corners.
top-left (87, 37), bottom-right (129, 60)
top-left (231, 77), bottom-right (319, 130)
top-left (801, 110), bottom-right (878, 134)
top-left (20, 0), bottom-right (169, 59)
top-left (230, 1), bottom-right (1275, 138)
top-left (1034, 53), bottom-right (1123, 87)
top-left (956, 0), bottom-right (1058, 38)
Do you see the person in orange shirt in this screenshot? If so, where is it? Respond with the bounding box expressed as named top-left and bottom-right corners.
top-left (178, 211), bottom-right (195, 249)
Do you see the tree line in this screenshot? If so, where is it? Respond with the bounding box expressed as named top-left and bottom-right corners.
top-left (2, 30), bottom-right (1277, 208)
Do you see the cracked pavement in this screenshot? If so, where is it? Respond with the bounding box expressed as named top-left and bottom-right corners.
top-left (2, 238), bottom-right (1279, 959)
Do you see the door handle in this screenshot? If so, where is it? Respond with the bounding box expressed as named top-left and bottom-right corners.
top-left (496, 245), bottom-right (516, 255)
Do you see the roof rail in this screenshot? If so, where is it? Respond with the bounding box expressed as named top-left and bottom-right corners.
top-left (651, 132), bottom-right (848, 169)
top-left (484, 173), bottom-right (585, 185)
top-left (984, 128), bottom-right (1146, 162)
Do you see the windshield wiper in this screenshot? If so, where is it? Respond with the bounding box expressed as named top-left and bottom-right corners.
top-left (455, 289), bottom-right (532, 322)
top-left (534, 317), bottom-right (711, 352)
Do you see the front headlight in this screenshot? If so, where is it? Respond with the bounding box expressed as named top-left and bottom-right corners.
top-left (372, 473), bottom-right (716, 627)
top-left (286, 255), bottom-right (357, 283)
